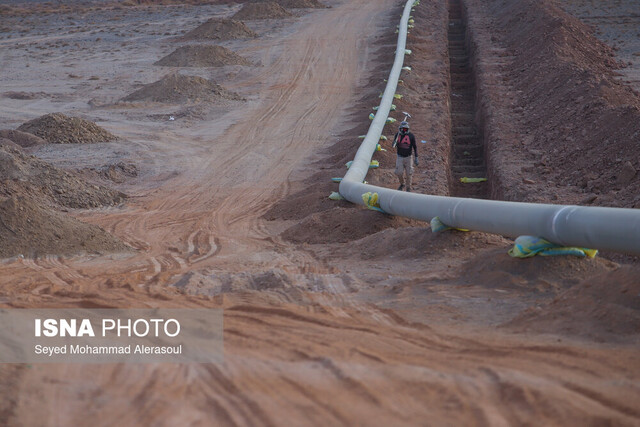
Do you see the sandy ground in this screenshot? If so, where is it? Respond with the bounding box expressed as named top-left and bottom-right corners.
top-left (0, 0), bottom-right (639, 425)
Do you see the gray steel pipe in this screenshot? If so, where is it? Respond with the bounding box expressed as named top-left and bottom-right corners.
top-left (339, 0), bottom-right (640, 255)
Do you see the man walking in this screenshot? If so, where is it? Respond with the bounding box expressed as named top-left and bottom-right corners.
top-left (393, 121), bottom-right (418, 192)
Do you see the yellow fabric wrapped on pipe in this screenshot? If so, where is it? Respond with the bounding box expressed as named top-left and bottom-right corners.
top-left (362, 192), bottom-right (385, 213)
top-left (460, 177), bottom-right (487, 183)
top-left (509, 236), bottom-right (598, 258)
top-left (430, 216), bottom-right (469, 233)
top-left (358, 135), bottom-right (388, 141)
top-left (346, 160), bottom-right (379, 169)
top-left (373, 104), bottom-right (396, 111)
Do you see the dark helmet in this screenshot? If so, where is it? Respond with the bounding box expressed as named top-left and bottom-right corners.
top-left (399, 121), bottom-right (409, 132)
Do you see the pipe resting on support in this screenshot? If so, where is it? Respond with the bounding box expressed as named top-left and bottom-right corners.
top-left (338, 0), bottom-right (640, 255)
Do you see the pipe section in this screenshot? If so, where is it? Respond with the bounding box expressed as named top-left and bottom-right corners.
top-left (339, 0), bottom-right (640, 255)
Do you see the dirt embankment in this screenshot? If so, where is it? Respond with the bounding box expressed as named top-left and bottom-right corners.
top-left (464, 0), bottom-right (640, 208)
top-left (17, 113), bottom-right (117, 145)
top-left (0, 111), bottom-right (130, 258)
top-left (261, 4), bottom-right (415, 244)
top-left (154, 45), bottom-right (252, 67)
top-left (0, 145), bottom-right (126, 209)
top-left (452, 0), bottom-right (640, 338)
top-left (122, 73), bottom-right (243, 103)
top-left (393, 0), bottom-right (451, 196)
top-left (506, 265), bottom-right (640, 341)
top-left (263, 0), bottom-right (451, 243)
top-left (0, 130), bottom-right (47, 148)
top-left (232, 2), bottom-right (293, 20)
top-left (180, 18), bottom-right (256, 41)
top-left (0, 195), bottom-right (128, 259)
top-left (0, 145), bottom-right (128, 258)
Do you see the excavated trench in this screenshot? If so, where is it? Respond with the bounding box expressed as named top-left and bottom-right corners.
top-left (447, 0), bottom-right (489, 199)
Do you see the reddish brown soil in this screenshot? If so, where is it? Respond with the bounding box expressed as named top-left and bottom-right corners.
top-left (232, 2), bottom-right (293, 20)
top-left (0, 0), bottom-right (639, 425)
top-left (0, 145), bottom-right (126, 209)
top-left (0, 195), bottom-right (129, 258)
top-left (263, 0), bottom-right (455, 244)
top-left (180, 18), bottom-right (257, 41)
top-left (0, 138), bottom-right (21, 150)
top-left (154, 45), bottom-right (253, 67)
top-left (465, 0), bottom-right (640, 209)
top-left (507, 265), bottom-right (640, 342)
top-left (121, 73), bottom-right (243, 103)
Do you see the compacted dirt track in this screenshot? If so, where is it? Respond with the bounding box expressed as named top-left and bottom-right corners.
top-left (1, 0), bottom-right (640, 425)
top-left (1, 0), bottom-right (392, 293)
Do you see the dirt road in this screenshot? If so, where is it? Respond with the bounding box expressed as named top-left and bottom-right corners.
top-left (1, 0), bottom-right (639, 425)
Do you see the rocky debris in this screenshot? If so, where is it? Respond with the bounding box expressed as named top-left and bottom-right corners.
top-left (0, 196), bottom-right (129, 259)
top-left (0, 129), bottom-right (47, 148)
top-left (0, 138), bottom-right (21, 150)
top-left (122, 73), bottom-right (243, 103)
top-left (232, 2), bottom-right (293, 20)
top-left (101, 162), bottom-right (139, 183)
top-left (180, 18), bottom-right (256, 41)
top-left (154, 45), bottom-right (252, 67)
top-left (616, 161), bottom-right (636, 186)
top-left (172, 269), bottom-right (296, 296)
top-left (469, 0), bottom-right (640, 208)
top-left (0, 145), bottom-right (126, 209)
top-left (281, 207), bottom-right (415, 244)
top-left (17, 113), bottom-right (117, 144)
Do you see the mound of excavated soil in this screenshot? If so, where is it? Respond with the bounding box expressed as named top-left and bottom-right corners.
top-left (0, 129), bottom-right (47, 148)
top-left (154, 45), bottom-right (252, 67)
top-left (457, 248), bottom-right (617, 293)
top-left (17, 113), bottom-right (117, 144)
top-left (505, 266), bottom-right (640, 341)
top-left (0, 196), bottom-right (128, 259)
top-left (232, 2), bottom-right (293, 20)
top-left (0, 145), bottom-right (126, 209)
top-left (0, 138), bottom-right (20, 150)
top-left (281, 207), bottom-right (416, 244)
top-left (181, 18), bottom-right (256, 41)
top-left (468, 0), bottom-right (640, 208)
top-left (122, 74), bottom-right (243, 103)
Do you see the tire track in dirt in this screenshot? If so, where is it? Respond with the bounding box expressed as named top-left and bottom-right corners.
top-left (4, 1), bottom-right (639, 425)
